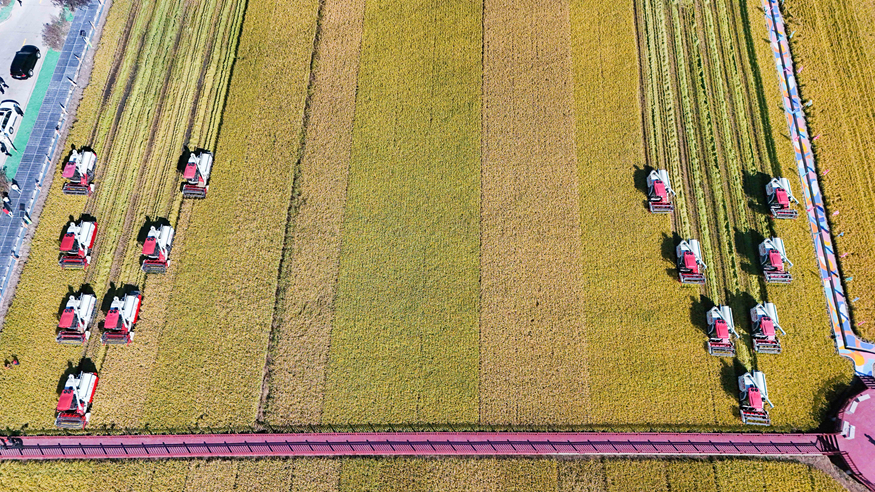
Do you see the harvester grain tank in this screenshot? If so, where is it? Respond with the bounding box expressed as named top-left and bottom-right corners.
top-left (55, 371), bottom-right (98, 429)
top-left (61, 149), bottom-right (96, 196)
top-left (676, 239), bottom-right (706, 284)
top-left (141, 225), bottom-right (174, 273)
top-left (647, 169), bottom-right (675, 213)
top-left (738, 371), bottom-right (773, 426)
top-left (181, 150), bottom-right (213, 198)
top-left (56, 292), bottom-right (97, 345)
top-left (101, 291), bottom-right (141, 345)
top-left (706, 305), bottom-right (739, 357)
top-left (59, 219), bottom-right (96, 269)
top-left (759, 237), bottom-right (793, 283)
top-left (765, 177), bottom-right (798, 219)
top-left (750, 303), bottom-right (786, 354)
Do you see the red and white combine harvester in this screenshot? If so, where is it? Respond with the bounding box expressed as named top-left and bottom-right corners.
top-left (647, 169), bottom-right (675, 213)
top-left (750, 302), bottom-right (786, 354)
top-left (765, 177), bottom-right (798, 219)
top-left (738, 371), bottom-right (773, 426)
top-left (676, 239), bottom-right (706, 284)
top-left (181, 150), bottom-right (213, 199)
top-left (706, 305), bottom-right (739, 357)
top-left (56, 291), bottom-right (97, 345)
top-left (141, 225), bottom-right (174, 273)
top-left (61, 149), bottom-right (97, 196)
top-left (59, 219), bottom-right (97, 269)
top-left (55, 371), bottom-right (99, 429)
top-left (759, 237), bottom-right (793, 283)
top-left (101, 291), bottom-right (142, 345)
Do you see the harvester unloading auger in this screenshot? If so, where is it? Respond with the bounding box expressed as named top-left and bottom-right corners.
top-left (676, 239), bottom-right (706, 284)
top-left (55, 371), bottom-right (99, 429)
top-left (706, 305), bottom-right (739, 357)
top-left (647, 169), bottom-right (675, 213)
top-left (181, 150), bottom-right (213, 199)
top-left (141, 225), bottom-right (174, 274)
top-left (765, 177), bottom-right (798, 219)
top-left (59, 219), bottom-right (97, 269)
top-left (101, 291), bottom-right (142, 345)
top-left (750, 302), bottom-right (786, 354)
top-left (56, 291), bottom-right (96, 345)
top-left (759, 237), bottom-right (793, 283)
top-left (738, 371), bottom-right (773, 426)
top-left (61, 149), bottom-right (96, 196)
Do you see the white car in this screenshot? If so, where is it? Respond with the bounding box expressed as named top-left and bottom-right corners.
top-left (0, 100), bottom-right (23, 155)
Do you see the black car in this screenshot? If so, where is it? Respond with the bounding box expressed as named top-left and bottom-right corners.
top-left (10, 45), bottom-right (40, 80)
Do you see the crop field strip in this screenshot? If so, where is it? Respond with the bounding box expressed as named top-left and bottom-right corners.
top-left (0, 457), bottom-right (845, 490)
top-left (258, 0), bottom-right (367, 424)
top-left (479, 0), bottom-right (588, 425)
top-left (321, 0), bottom-right (482, 424)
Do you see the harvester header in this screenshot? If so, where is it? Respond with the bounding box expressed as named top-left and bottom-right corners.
top-left (61, 149), bottom-right (97, 196)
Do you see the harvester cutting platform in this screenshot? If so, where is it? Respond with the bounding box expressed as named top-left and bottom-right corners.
top-left (101, 291), bottom-right (141, 345)
top-left (738, 371), bottom-right (773, 426)
top-left (677, 239), bottom-right (706, 284)
top-left (647, 169), bottom-right (675, 213)
top-left (181, 150), bottom-right (213, 199)
top-left (706, 305), bottom-right (739, 357)
top-left (59, 219), bottom-right (96, 269)
top-left (56, 292), bottom-right (96, 345)
top-left (759, 237), bottom-right (793, 283)
top-left (61, 149), bottom-right (96, 196)
top-left (750, 303), bottom-right (786, 354)
top-left (766, 177), bottom-right (798, 219)
top-left (141, 225), bottom-right (174, 273)
top-left (55, 371), bottom-right (98, 429)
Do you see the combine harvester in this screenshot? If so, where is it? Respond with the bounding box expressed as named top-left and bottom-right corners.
top-left (101, 291), bottom-right (142, 345)
top-left (141, 225), bottom-right (174, 273)
top-left (750, 302), bottom-right (786, 354)
top-left (647, 169), bottom-right (675, 213)
top-left (765, 177), bottom-right (798, 219)
top-left (181, 150), bottom-right (213, 199)
top-left (759, 237), bottom-right (793, 283)
top-left (59, 219), bottom-right (97, 269)
top-left (56, 291), bottom-right (96, 345)
top-left (676, 239), bottom-right (706, 284)
top-left (55, 371), bottom-right (99, 429)
top-left (738, 371), bottom-right (773, 426)
top-left (61, 149), bottom-right (96, 196)
top-left (706, 305), bottom-right (739, 357)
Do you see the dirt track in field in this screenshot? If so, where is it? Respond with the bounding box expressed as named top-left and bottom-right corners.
top-left (259, 0), bottom-right (366, 424)
top-left (479, 0), bottom-right (588, 424)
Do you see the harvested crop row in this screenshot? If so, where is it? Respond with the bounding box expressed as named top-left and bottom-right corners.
top-left (478, 0), bottom-right (588, 425)
top-left (321, 0), bottom-right (482, 424)
top-left (260, 0), bottom-right (367, 425)
top-left (140, 0), bottom-right (320, 427)
top-left (780, 0), bottom-right (875, 342)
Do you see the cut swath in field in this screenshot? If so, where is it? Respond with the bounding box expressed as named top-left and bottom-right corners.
top-left (479, 0), bottom-right (588, 425)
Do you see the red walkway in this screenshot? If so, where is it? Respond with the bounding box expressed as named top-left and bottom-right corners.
top-left (0, 432), bottom-right (838, 460)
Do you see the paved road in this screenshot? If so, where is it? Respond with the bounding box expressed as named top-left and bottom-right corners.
top-left (0, 0), bottom-right (61, 161)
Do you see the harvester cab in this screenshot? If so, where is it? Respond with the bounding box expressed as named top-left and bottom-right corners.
top-left (738, 371), bottom-right (773, 426)
top-left (141, 225), bottom-right (174, 273)
top-left (101, 291), bottom-right (142, 345)
top-left (759, 237), bottom-right (793, 283)
top-left (750, 302), bottom-right (786, 354)
top-left (55, 371), bottom-right (98, 429)
top-left (59, 220), bottom-right (97, 269)
top-left (61, 149), bottom-right (96, 196)
top-left (706, 305), bottom-right (739, 357)
top-left (56, 292), bottom-right (97, 345)
top-left (677, 239), bottom-right (706, 284)
top-left (765, 177), bottom-right (798, 219)
top-left (647, 169), bottom-right (675, 213)
top-left (181, 150), bottom-right (213, 199)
